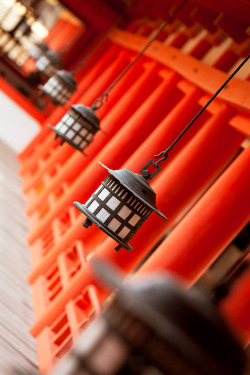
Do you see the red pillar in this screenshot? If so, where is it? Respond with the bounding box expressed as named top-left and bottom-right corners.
top-left (219, 268), bottom-right (250, 346)
top-left (136, 146), bottom-right (250, 286)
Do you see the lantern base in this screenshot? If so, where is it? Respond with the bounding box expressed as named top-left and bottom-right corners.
top-left (73, 201), bottom-right (133, 252)
top-left (48, 124), bottom-right (87, 154)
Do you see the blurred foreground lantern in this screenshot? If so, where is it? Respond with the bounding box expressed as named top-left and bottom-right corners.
top-left (74, 163), bottom-right (167, 251)
top-left (50, 261), bottom-right (246, 375)
top-left (49, 104), bottom-right (100, 152)
top-left (35, 49), bottom-right (62, 78)
top-left (41, 69), bottom-right (77, 106)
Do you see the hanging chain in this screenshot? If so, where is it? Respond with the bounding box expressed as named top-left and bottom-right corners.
top-left (71, 6), bottom-right (131, 76)
top-left (141, 53), bottom-right (250, 180)
top-left (92, 0), bottom-right (188, 110)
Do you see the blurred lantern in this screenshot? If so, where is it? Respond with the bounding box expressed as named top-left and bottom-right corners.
top-left (41, 69), bottom-right (77, 106)
top-left (50, 261), bottom-right (246, 375)
top-left (73, 54), bottom-right (250, 251)
top-left (74, 163), bottom-right (167, 251)
top-left (0, 16), bottom-right (29, 55)
top-left (46, 1), bottom-right (186, 149)
top-left (0, 0), bottom-right (16, 23)
top-left (49, 104), bottom-right (100, 152)
top-left (0, 1), bottom-right (26, 31)
top-left (35, 48), bottom-right (62, 78)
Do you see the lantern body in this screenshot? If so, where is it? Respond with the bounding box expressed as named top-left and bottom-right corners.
top-left (35, 50), bottom-right (61, 78)
top-left (41, 70), bottom-right (77, 106)
top-left (50, 104), bottom-right (100, 152)
top-left (74, 164), bottom-right (167, 251)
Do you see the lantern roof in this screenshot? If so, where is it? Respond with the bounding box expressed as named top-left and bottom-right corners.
top-left (56, 70), bottom-right (77, 90)
top-left (99, 162), bottom-right (168, 220)
top-left (37, 42), bottom-right (48, 52)
top-left (46, 49), bottom-right (62, 67)
top-left (72, 104), bottom-right (100, 130)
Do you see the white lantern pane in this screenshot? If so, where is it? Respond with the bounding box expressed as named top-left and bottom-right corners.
top-left (55, 121), bottom-right (63, 130)
top-left (80, 128), bottom-right (88, 137)
top-left (59, 124), bottom-right (68, 134)
top-left (50, 77), bottom-right (56, 85)
top-left (65, 129), bottom-right (75, 140)
top-left (66, 117), bottom-right (74, 126)
top-left (118, 206), bottom-right (131, 220)
top-left (98, 188), bottom-right (109, 201)
top-left (72, 122), bottom-right (81, 131)
top-left (52, 88), bottom-right (59, 95)
top-left (118, 226), bottom-right (130, 239)
top-left (56, 83), bottom-right (63, 91)
top-left (63, 114), bottom-right (69, 122)
top-left (108, 218), bottom-right (121, 232)
top-left (128, 214), bottom-right (141, 226)
top-left (89, 333), bottom-right (128, 374)
top-left (94, 185), bottom-right (102, 195)
top-left (96, 208), bottom-right (110, 223)
top-left (106, 196), bottom-right (120, 210)
top-left (73, 135), bottom-right (82, 145)
top-left (88, 200), bottom-right (99, 213)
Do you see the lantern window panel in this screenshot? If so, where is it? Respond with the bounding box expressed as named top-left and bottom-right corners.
top-left (58, 124), bottom-right (68, 134)
top-left (88, 333), bottom-right (129, 375)
top-left (61, 114), bottom-right (69, 123)
top-left (98, 188), bottom-right (110, 201)
top-left (80, 128), bottom-right (88, 137)
top-left (82, 119), bottom-right (92, 130)
top-left (96, 208), bottom-right (110, 223)
top-left (86, 133), bottom-right (94, 142)
top-left (106, 196), bottom-right (120, 210)
top-left (88, 201), bottom-right (99, 213)
top-left (118, 226), bottom-right (130, 239)
top-left (65, 129), bottom-right (75, 139)
top-left (56, 96), bottom-right (62, 103)
top-left (107, 218), bottom-right (122, 232)
top-left (73, 135), bottom-right (82, 145)
top-left (128, 214), bottom-right (141, 226)
top-left (57, 83), bottom-right (63, 91)
top-left (118, 206), bottom-right (132, 220)
top-left (69, 111), bottom-right (77, 120)
top-left (72, 122), bottom-right (82, 132)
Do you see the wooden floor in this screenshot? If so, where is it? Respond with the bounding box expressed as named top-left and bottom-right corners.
top-left (0, 140), bottom-right (38, 375)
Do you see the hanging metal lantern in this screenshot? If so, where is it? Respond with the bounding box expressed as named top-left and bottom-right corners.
top-left (73, 163), bottom-right (167, 251)
top-left (35, 49), bottom-right (62, 78)
top-left (49, 104), bottom-right (100, 152)
top-left (41, 69), bottom-right (77, 106)
top-left (29, 41), bottom-right (48, 60)
top-left (50, 262), bottom-right (246, 375)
